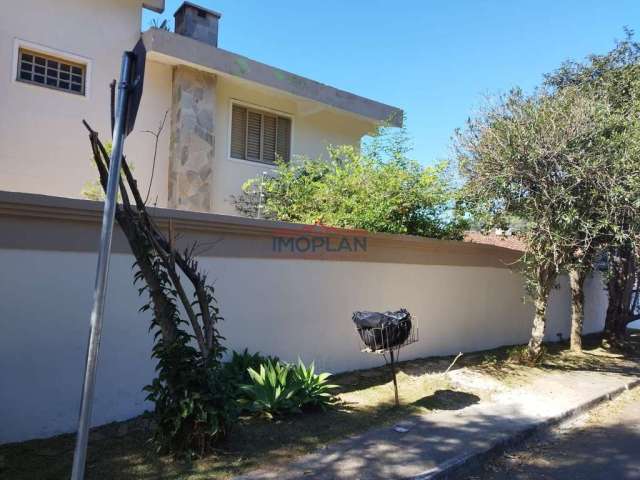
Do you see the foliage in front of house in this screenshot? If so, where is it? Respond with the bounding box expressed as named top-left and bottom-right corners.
top-left (81, 142), bottom-right (113, 201)
top-left (239, 358), bottom-right (338, 418)
top-left (234, 126), bottom-right (467, 240)
top-left (145, 341), bottom-right (338, 453)
top-left (221, 348), bottom-right (280, 399)
top-left (456, 30), bottom-right (640, 359)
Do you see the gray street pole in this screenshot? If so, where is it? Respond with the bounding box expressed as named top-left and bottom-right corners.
top-left (70, 51), bottom-right (133, 480)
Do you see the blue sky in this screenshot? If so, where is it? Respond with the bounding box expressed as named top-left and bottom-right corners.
top-left (143, 1), bottom-right (639, 165)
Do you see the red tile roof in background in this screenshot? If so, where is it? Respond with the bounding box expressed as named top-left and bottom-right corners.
top-left (463, 231), bottom-right (526, 252)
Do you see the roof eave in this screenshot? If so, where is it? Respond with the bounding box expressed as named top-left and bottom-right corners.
top-left (141, 28), bottom-right (403, 127)
top-left (143, 0), bottom-right (164, 13)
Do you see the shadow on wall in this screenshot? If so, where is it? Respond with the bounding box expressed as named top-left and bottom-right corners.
top-left (544, 272), bottom-right (607, 342)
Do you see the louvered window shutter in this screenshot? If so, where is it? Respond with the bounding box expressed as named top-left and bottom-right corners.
top-left (230, 104), bottom-right (291, 163)
top-left (246, 111), bottom-right (262, 161)
top-left (276, 116), bottom-right (291, 162)
top-left (262, 114), bottom-right (277, 163)
top-left (230, 105), bottom-right (247, 159)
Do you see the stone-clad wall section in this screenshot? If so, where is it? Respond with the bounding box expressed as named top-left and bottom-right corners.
top-left (168, 66), bottom-right (216, 212)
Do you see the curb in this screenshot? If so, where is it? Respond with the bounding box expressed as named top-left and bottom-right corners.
top-left (414, 378), bottom-right (640, 479)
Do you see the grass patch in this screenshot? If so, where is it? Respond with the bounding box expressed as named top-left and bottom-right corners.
top-left (0, 360), bottom-right (465, 479)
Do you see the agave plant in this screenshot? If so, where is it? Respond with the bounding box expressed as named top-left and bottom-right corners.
top-left (223, 349), bottom-right (279, 386)
top-left (240, 360), bottom-right (299, 418)
top-left (291, 359), bottom-right (339, 411)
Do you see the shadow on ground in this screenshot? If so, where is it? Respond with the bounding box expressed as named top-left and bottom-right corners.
top-left (413, 390), bottom-right (480, 410)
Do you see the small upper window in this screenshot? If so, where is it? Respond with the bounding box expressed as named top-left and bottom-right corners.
top-left (17, 48), bottom-right (86, 95)
top-left (230, 104), bottom-right (291, 164)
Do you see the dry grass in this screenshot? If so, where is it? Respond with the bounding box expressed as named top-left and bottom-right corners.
top-left (467, 331), bottom-right (640, 388)
top-left (0, 357), bottom-right (471, 479)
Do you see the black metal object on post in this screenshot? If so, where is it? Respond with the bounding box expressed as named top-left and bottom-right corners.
top-left (353, 309), bottom-right (418, 407)
top-left (125, 39), bottom-right (147, 136)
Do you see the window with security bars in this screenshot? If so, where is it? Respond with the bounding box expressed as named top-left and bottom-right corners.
top-left (17, 48), bottom-right (86, 95)
top-left (230, 104), bottom-right (291, 163)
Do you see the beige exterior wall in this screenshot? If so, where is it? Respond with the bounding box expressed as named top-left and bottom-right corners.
top-left (128, 59), bottom-right (173, 207)
top-left (0, 0), bottom-right (170, 206)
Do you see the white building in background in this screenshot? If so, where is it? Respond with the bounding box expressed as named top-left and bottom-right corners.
top-left (0, 0), bottom-right (402, 215)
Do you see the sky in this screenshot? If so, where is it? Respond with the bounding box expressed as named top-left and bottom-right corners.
top-left (143, 1), bottom-right (640, 166)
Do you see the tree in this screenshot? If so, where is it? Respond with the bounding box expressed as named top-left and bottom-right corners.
top-left (544, 31), bottom-right (640, 349)
top-left (456, 87), bottom-right (612, 360)
top-left (233, 131), bottom-right (466, 240)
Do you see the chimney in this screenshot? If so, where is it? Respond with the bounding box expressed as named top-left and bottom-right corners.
top-left (174, 2), bottom-right (221, 47)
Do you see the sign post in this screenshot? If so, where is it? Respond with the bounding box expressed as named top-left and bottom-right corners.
top-left (70, 41), bottom-right (145, 480)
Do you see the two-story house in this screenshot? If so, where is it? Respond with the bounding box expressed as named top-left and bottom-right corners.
top-left (0, 0), bottom-right (402, 215)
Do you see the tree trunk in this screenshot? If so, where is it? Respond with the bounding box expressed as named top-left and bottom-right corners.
top-left (527, 296), bottom-right (548, 361)
top-left (526, 263), bottom-right (556, 362)
top-left (603, 243), bottom-right (636, 348)
top-left (569, 269), bottom-right (587, 353)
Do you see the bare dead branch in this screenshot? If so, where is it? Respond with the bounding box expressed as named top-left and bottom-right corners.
top-left (141, 109), bottom-right (169, 205)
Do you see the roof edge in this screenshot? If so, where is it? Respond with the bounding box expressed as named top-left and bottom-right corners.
top-left (143, 0), bottom-right (164, 13)
top-left (141, 28), bottom-right (403, 127)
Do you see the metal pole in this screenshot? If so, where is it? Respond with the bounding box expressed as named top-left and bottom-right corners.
top-left (70, 52), bottom-right (133, 480)
top-left (390, 349), bottom-right (399, 407)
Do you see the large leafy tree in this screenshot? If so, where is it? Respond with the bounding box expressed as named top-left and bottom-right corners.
top-left (234, 128), bottom-right (466, 239)
top-left (456, 86), bottom-right (612, 360)
top-left (544, 31), bottom-right (640, 348)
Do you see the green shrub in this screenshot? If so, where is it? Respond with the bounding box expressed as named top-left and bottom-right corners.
top-left (240, 358), bottom-right (339, 418)
top-left (240, 360), bottom-right (299, 418)
top-left (506, 344), bottom-right (547, 364)
top-left (223, 349), bottom-right (280, 386)
top-left (233, 141), bottom-right (467, 240)
top-left (481, 353), bottom-right (499, 366)
top-left (290, 359), bottom-right (339, 411)
top-left (143, 340), bottom-right (238, 457)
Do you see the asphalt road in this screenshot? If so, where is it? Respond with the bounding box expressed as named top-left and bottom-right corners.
top-left (456, 386), bottom-right (640, 480)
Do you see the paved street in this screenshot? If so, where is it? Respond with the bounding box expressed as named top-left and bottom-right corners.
top-left (456, 386), bottom-right (640, 480)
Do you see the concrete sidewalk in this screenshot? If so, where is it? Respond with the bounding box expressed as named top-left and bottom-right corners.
top-left (236, 366), bottom-right (640, 480)
top-left (456, 385), bottom-right (640, 479)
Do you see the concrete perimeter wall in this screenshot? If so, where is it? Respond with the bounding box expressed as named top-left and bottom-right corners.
top-left (0, 192), bottom-right (608, 443)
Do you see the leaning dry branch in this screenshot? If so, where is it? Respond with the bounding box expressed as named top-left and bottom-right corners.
top-left (442, 352), bottom-right (463, 376)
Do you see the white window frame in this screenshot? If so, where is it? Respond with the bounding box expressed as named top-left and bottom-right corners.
top-left (11, 38), bottom-right (92, 99)
top-left (227, 99), bottom-right (294, 166)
